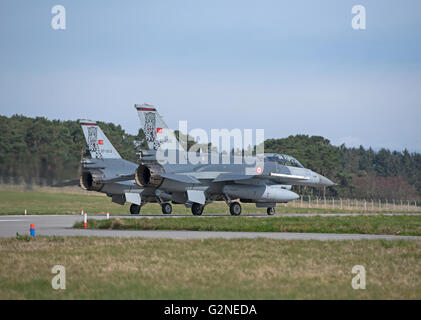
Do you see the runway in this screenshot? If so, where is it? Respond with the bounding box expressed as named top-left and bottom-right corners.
top-left (1, 214), bottom-right (421, 241)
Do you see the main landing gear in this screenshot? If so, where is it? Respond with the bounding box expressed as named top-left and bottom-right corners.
top-left (161, 203), bottom-right (173, 214)
top-left (191, 203), bottom-right (204, 216)
top-left (130, 203), bottom-right (172, 215)
top-left (229, 202), bottom-right (242, 216)
top-left (267, 207), bottom-right (275, 215)
top-left (130, 203), bottom-right (141, 215)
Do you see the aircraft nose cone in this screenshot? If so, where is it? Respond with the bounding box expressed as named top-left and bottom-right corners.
top-left (319, 175), bottom-right (335, 187)
top-left (291, 191), bottom-right (300, 200)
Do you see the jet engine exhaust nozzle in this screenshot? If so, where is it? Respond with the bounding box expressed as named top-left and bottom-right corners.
top-left (135, 164), bottom-right (165, 188)
top-left (79, 170), bottom-right (104, 191)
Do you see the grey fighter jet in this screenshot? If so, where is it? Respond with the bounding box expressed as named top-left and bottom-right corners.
top-left (128, 105), bottom-right (335, 216)
top-left (55, 120), bottom-right (159, 215)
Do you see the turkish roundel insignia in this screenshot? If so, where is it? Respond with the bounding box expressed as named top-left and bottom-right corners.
top-left (98, 140), bottom-right (104, 145)
top-left (157, 128), bottom-right (163, 134)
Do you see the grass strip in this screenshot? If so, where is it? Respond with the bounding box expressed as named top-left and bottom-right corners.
top-left (1, 237), bottom-right (420, 299)
top-left (73, 215), bottom-right (421, 236)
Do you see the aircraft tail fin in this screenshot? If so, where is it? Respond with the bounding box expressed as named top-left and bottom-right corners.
top-left (80, 120), bottom-right (121, 159)
top-left (135, 104), bottom-right (182, 151)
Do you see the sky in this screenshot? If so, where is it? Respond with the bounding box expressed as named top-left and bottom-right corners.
top-left (1, 0), bottom-right (420, 152)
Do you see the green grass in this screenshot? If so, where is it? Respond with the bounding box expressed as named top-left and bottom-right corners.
top-left (0, 189), bottom-right (127, 215)
top-left (1, 188), bottom-right (419, 215)
top-left (0, 237), bottom-right (420, 299)
top-left (73, 215), bottom-right (421, 236)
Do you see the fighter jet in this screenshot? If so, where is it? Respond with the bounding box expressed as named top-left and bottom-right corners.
top-left (126, 104), bottom-right (335, 216)
top-left (54, 120), bottom-right (161, 215)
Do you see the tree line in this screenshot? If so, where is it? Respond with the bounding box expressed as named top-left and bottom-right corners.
top-left (264, 135), bottom-right (421, 200)
top-left (0, 115), bottom-right (146, 185)
top-left (1, 115), bottom-right (420, 200)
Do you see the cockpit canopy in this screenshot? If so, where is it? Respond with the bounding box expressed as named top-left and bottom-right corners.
top-left (264, 153), bottom-right (304, 168)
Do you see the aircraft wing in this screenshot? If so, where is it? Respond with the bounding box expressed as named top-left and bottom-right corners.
top-left (160, 173), bottom-right (201, 184)
top-left (56, 172), bottom-right (202, 187)
top-left (213, 173), bottom-right (254, 182)
top-left (212, 172), bottom-right (310, 184)
top-left (103, 172), bottom-right (201, 184)
top-left (100, 173), bottom-right (136, 183)
top-left (105, 172), bottom-right (201, 184)
top-left (52, 173), bottom-right (136, 187)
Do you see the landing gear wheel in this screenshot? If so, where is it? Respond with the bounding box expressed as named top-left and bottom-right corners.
top-left (161, 203), bottom-right (172, 214)
top-left (267, 207), bottom-right (275, 215)
top-left (130, 204), bottom-right (141, 215)
top-left (229, 202), bottom-right (242, 216)
top-left (191, 203), bottom-right (204, 216)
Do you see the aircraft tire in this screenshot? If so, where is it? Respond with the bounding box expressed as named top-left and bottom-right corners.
top-left (229, 202), bottom-right (242, 216)
top-left (130, 204), bottom-right (141, 215)
top-left (161, 203), bottom-right (172, 214)
top-left (267, 207), bottom-right (275, 215)
top-left (191, 203), bottom-right (204, 216)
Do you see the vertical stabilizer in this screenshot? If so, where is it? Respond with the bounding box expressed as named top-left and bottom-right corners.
top-left (80, 120), bottom-right (121, 159)
top-left (135, 104), bottom-right (182, 151)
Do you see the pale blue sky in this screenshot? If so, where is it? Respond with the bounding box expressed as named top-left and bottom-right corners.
top-left (1, 0), bottom-right (420, 151)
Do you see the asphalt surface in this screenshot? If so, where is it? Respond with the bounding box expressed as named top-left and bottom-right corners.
top-left (1, 213), bottom-right (421, 241)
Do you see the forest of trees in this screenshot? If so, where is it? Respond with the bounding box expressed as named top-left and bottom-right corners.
top-left (264, 136), bottom-right (421, 200)
top-left (0, 115), bottom-right (146, 185)
top-left (1, 115), bottom-right (420, 200)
